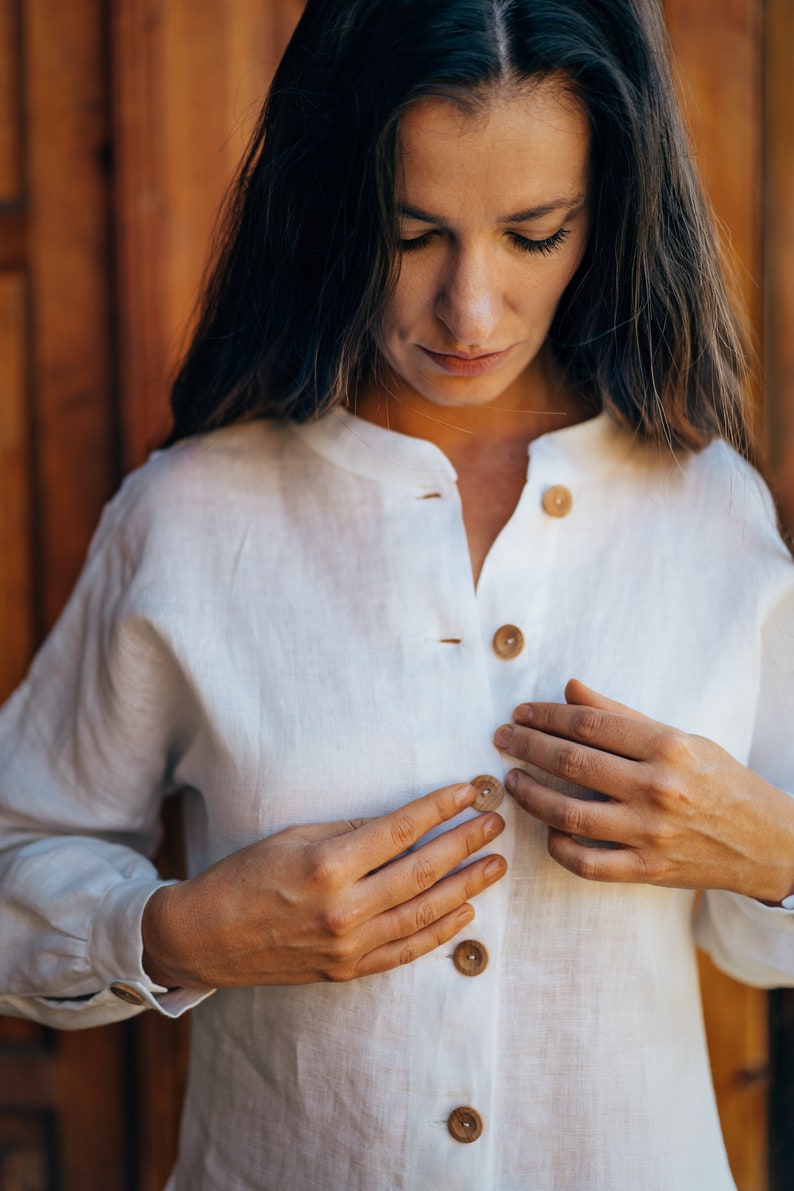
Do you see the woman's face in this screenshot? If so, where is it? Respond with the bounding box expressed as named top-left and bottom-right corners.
top-left (377, 80), bottom-right (591, 412)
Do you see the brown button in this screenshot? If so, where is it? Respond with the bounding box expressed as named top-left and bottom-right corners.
top-left (110, 982), bottom-right (146, 1006)
top-left (447, 1106), bottom-right (484, 1143)
top-left (470, 774), bottom-right (504, 811)
top-left (541, 484), bottom-right (573, 517)
top-left (453, 939), bottom-right (489, 977)
top-left (492, 624), bottom-right (524, 659)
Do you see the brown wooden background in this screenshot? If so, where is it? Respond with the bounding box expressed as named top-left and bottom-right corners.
top-left (0, 1), bottom-right (792, 1187)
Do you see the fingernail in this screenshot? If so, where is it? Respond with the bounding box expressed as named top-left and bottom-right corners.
top-left (514, 703), bottom-right (533, 722)
top-left (483, 814), bottom-right (504, 840)
top-left (504, 770), bottom-right (518, 792)
top-left (455, 783), bottom-right (476, 807)
top-left (493, 725), bottom-right (513, 748)
top-left (457, 906), bottom-right (475, 926)
top-left (485, 857), bottom-right (507, 882)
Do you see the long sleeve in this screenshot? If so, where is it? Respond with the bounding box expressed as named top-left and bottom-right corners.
top-left (695, 512), bottom-right (794, 987)
top-left (0, 480), bottom-right (205, 1026)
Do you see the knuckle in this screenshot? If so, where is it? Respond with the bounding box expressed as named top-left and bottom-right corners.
top-left (557, 799), bottom-right (588, 836)
top-left (572, 708), bottom-right (601, 742)
top-left (325, 962), bottom-right (356, 983)
top-left (569, 850), bottom-right (602, 882)
top-left (397, 941), bottom-right (419, 968)
top-left (557, 743), bottom-right (592, 783)
top-left (389, 813), bottom-right (418, 856)
top-left (644, 768), bottom-right (687, 812)
top-left (307, 843), bottom-right (343, 890)
top-left (657, 728), bottom-right (692, 766)
top-left (408, 853), bottom-right (438, 895)
top-left (413, 897), bottom-right (437, 931)
top-left (320, 901), bottom-right (360, 939)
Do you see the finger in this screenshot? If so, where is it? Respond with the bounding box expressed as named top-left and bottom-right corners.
top-left (495, 722), bottom-right (639, 799)
top-left (354, 904), bottom-right (477, 978)
top-left (499, 701), bottom-right (656, 764)
top-left (564, 678), bottom-right (651, 720)
top-left (361, 851), bottom-right (507, 950)
top-left (547, 828), bottom-right (659, 884)
top-left (506, 769), bottom-right (629, 843)
top-left (362, 810), bottom-right (505, 915)
top-left (337, 782), bottom-right (479, 878)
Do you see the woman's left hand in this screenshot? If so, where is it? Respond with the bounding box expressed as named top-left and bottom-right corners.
top-left (493, 678), bottom-right (794, 902)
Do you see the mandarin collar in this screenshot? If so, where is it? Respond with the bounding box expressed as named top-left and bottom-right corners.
top-left (290, 405), bottom-right (632, 486)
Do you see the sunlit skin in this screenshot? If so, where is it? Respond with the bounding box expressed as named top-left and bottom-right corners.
top-left (356, 79), bottom-right (593, 449)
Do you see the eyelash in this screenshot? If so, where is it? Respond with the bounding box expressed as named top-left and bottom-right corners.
top-left (398, 227), bottom-right (571, 256)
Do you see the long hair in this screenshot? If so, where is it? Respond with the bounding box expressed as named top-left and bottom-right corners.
top-left (167, 0), bottom-right (753, 460)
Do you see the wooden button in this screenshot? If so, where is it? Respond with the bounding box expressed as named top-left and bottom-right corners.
top-left (492, 624), bottom-right (524, 659)
top-left (541, 484), bottom-right (573, 517)
top-left (110, 982), bottom-right (146, 1006)
top-left (470, 774), bottom-right (504, 811)
top-left (447, 1106), bottom-right (484, 1143)
top-left (453, 939), bottom-right (489, 977)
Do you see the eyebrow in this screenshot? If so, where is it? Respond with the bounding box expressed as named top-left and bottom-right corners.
top-left (398, 197), bottom-right (587, 224)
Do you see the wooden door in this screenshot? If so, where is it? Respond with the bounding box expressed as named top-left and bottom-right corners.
top-left (0, 1), bottom-right (132, 1187)
top-left (1, 2), bottom-right (792, 1188)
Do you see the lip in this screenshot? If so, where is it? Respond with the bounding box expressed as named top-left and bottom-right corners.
top-left (418, 344), bottom-right (514, 376)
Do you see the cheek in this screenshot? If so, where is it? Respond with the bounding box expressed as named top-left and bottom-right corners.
top-left (379, 274), bottom-right (432, 343)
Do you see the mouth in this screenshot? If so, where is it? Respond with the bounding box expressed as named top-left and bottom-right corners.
top-left (418, 345), bottom-right (514, 376)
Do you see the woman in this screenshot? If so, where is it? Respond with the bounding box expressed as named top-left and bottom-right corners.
top-left (1, 1), bottom-right (793, 1188)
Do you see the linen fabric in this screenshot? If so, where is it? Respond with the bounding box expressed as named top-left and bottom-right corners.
top-left (1, 409), bottom-right (794, 1190)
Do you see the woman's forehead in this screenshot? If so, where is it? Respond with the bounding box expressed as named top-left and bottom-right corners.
top-left (396, 82), bottom-right (590, 217)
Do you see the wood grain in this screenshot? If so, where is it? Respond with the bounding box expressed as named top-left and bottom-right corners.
top-left (664, 0), bottom-right (764, 427)
top-left (764, 0), bottom-right (794, 526)
top-left (0, 0), bottom-right (22, 201)
top-left (0, 273), bottom-right (33, 698)
top-left (114, 0), bottom-right (293, 469)
top-left (25, 0), bottom-right (117, 628)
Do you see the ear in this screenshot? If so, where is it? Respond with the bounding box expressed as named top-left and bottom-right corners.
top-left (564, 678), bottom-right (649, 721)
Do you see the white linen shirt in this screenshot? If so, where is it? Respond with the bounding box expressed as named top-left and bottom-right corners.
top-left (1, 409), bottom-right (794, 1191)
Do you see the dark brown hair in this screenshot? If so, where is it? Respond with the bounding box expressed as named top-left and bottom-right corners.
top-left (167, 0), bottom-right (754, 462)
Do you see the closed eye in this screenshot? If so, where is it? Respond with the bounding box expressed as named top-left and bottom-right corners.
top-left (399, 227), bottom-right (572, 256)
top-left (398, 231), bottom-right (439, 253)
top-left (508, 227), bottom-right (571, 256)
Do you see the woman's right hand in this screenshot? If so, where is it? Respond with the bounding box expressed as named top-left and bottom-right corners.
top-left (141, 782), bottom-right (506, 989)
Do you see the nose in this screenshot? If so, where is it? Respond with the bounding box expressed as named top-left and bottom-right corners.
top-left (434, 246), bottom-right (503, 347)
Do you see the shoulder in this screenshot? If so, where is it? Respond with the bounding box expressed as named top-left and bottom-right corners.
top-left (95, 420), bottom-right (299, 546)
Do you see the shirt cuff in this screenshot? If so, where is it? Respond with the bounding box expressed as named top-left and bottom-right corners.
top-left (90, 876), bottom-right (215, 1017)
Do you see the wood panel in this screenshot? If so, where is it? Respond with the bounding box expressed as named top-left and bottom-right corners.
top-left (0, 3), bottom-right (131, 1189)
top-left (665, 0), bottom-right (764, 423)
top-left (25, 0), bottom-right (118, 625)
top-left (0, 0), bottom-right (22, 198)
top-left (764, 0), bottom-right (794, 523)
top-left (114, 0), bottom-right (303, 470)
top-left (0, 274), bottom-right (33, 696)
top-left (664, 5), bottom-right (770, 1188)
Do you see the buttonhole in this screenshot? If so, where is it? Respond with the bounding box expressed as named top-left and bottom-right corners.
top-left (419, 492), bottom-right (442, 499)
top-left (440, 638), bottom-right (462, 645)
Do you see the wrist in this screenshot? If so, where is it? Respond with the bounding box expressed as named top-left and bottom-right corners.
top-left (142, 882), bottom-right (204, 990)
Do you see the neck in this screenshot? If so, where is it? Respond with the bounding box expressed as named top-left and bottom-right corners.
top-left (352, 347), bottom-right (594, 468)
